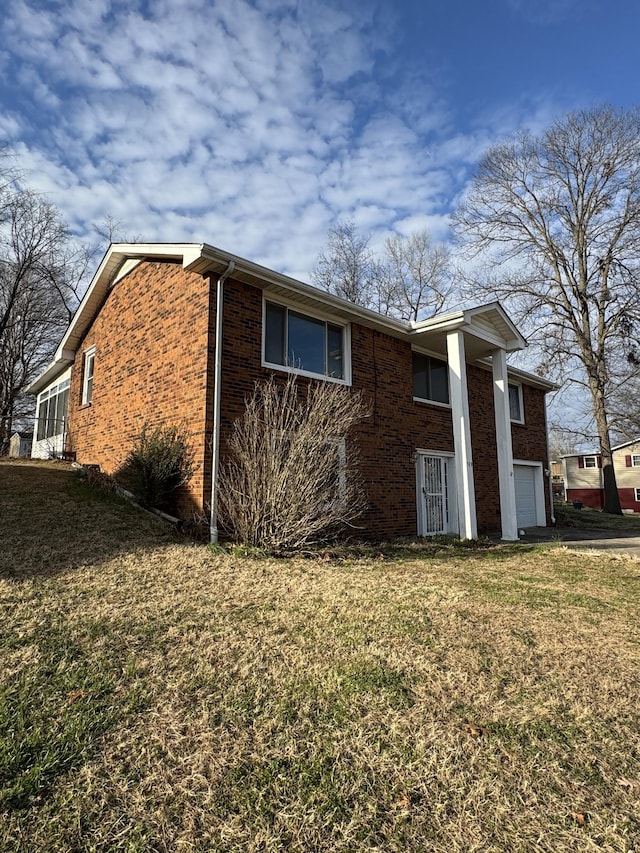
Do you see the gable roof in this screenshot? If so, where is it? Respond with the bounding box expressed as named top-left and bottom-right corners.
top-left (27, 242), bottom-right (551, 395)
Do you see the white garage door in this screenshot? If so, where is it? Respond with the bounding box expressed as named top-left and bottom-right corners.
top-left (514, 465), bottom-right (537, 528)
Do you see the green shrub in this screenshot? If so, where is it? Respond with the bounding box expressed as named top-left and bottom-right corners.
top-left (118, 423), bottom-right (194, 512)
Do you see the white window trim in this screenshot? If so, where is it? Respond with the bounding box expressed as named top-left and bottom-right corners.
top-left (413, 396), bottom-right (452, 410)
top-left (635, 488), bottom-right (640, 502)
top-left (411, 347), bottom-right (451, 408)
top-left (82, 346), bottom-right (96, 405)
top-left (631, 455), bottom-right (640, 467)
top-left (261, 295), bottom-right (351, 385)
top-left (583, 455), bottom-right (598, 468)
top-left (508, 382), bottom-right (525, 424)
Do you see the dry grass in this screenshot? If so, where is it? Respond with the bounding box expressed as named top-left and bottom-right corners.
top-left (1, 460), bottom-right (640, 852)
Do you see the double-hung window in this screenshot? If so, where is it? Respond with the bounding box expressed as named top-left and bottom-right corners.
top-left (264, 300), bottom-right (347, 381)
top-left (82, 347), bottom-right (95, 405)
top-left (635, 488), bottom-right (640, 502)
top-left (412, 352), bottom-right (449, 405)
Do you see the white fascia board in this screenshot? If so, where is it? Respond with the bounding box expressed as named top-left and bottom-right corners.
top-left (502, 364), bottom-right (558, 392)
top-left (474, 357), bottom-right (558, 392)
top-left (30, 243), bottom-right (207, 393)
top-left (409, 301), bottom-right (526, 352)
top-left (26, 358), bottom-right (74, 395)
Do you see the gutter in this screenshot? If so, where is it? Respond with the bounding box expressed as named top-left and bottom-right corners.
top-left (209, 261), bottom-right (235, 543)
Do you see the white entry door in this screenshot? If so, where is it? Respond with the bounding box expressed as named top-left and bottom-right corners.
top-left (417, 453), bottom-right (455, 536)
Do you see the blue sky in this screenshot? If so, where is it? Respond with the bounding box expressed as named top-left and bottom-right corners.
top-left (0, 0), bottom-right (638, 283)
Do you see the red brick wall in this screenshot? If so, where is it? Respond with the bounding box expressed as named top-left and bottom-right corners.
top-left (66, 260), bottom-right (212, 517)
top-left (214, 279), bottom-right (551, 536)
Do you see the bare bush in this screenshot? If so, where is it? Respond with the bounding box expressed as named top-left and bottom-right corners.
top-left (218, 374), bottom-right (369, 551)
top-left (116, 422), bottom-right (195, 512)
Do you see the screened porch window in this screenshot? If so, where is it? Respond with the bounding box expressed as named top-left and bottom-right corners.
top-left (36, 379), bottom-right (70, 441)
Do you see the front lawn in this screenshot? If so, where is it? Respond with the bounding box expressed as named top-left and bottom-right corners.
top-left (1, 461), bottom-right (639, 851)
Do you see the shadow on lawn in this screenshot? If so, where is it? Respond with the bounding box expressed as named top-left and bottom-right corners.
top-left (0, 461), bottom-right (180, 581)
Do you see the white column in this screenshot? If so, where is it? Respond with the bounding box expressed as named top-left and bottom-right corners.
top-left (446, 330), bottom-right (477, 539)
top-left (492, 348), bottom-right (518, 541)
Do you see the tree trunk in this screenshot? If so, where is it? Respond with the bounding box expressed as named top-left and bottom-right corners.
top-left (592, 391), bottom-right (622, 514)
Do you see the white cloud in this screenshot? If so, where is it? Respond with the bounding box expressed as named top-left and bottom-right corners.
top-left (0, 0), bottom-right (568, 282)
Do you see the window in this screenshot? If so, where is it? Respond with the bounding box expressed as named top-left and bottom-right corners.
top-left (264, 301), bottom-right (346, 380)
top-left (82, 347), bottom-right (95, 404)
top-left (632, 455), bottom-right (640, 467)
top-left (272, 432), bottom-right (347, 510)
top-left (36, 379), bottom-right (70, 441)
top-left (635, 488), bottom-right (640, 502)
top-left (583, 456), bottom-right (598, 468)
top-left (412, 352), bottom-right (449, 405)
top-left (508, 383), bottom-right (524, 423)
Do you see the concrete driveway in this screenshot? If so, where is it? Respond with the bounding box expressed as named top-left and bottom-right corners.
top-left (517, 526), bottom-right (640, 557)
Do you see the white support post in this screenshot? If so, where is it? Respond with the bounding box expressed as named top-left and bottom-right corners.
top-left (446, 330), bottom-right (477, 540)
top-left (492, 348), bottom-right (519, 541)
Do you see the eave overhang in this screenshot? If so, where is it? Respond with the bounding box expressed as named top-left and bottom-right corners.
top-left (409, 302), bottom-right (527, 360)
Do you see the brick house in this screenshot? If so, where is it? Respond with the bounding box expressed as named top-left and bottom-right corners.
top-left (28, 242), bottom-right (555, 541)
top-left (563, 440), bottom-right (640, 511)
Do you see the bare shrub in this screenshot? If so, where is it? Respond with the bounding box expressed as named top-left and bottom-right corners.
top-left (218, 374), bottom-right (369, 551)
top-left (117, 422), bottom-right (194, 512)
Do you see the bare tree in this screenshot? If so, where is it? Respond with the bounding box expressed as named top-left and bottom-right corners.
top-left (94, 215), bottom-right (144, 246)
top-left (0, 190), bottom-right (83, 451)
top-left (607, 369), bottom-right (640, 441)
top-left (218, 374), bottom-right (370, 551)
top-left (313, 221), bottom-right (452, 321)
top-left (312, 221), bottom-right (380, 308)
top-left (453, 105), bottom-right (640, 514)
top-left (384, 230), bottom-right (451, 321)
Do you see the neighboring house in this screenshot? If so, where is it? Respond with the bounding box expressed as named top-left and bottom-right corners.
top-left (563, 440), bottom-right (640, 511)
top-left (8, 431), bottom-right (34, 458)
top-left (28, 243), bottom-right (555, 541)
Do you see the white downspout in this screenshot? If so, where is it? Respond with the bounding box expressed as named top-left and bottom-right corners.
top-left (543, 396), bottom-right (556, 526)
top-left (210, 261), bottom-right (235, 543)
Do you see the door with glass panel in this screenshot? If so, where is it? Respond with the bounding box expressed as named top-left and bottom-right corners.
top-left (417, 453), bottom-right (453, 536)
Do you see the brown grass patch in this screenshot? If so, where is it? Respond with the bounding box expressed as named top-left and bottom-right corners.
top-left (1, 461), bottom-right (639, 851)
